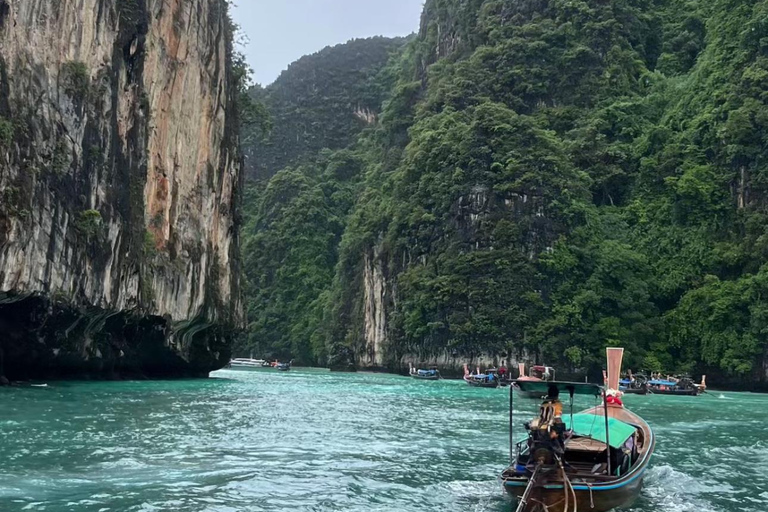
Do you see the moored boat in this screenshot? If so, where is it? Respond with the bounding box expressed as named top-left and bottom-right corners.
top-left (410, 364), bottom-right (441, 380)
top-left (463, 364), bottom-right (500, 388)
top-left (515, 363), bottom-right (556, 399)
top-left (228, 358), bottom-right (271, 370)
top-left (501, 348), bottom-right (655, 512)
top-left (647, 375), bottom-right (705, 396)
top-left (276, 361), bottom-right (292, 372)
top-left (619, 371), bottom-right (649, 395)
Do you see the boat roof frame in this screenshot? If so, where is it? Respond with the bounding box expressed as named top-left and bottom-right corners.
top-left (513, 380), bottom-right (603, 396)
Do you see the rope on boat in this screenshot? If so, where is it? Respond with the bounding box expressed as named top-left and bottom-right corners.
top-left (528, 498), bottom-right (552, 512)
top-left (515, 466), bottom-right (541, 512)
top-left (558, 459), bottom-right (578, 512)
top-left (586, 482), bottom-right (595, 509)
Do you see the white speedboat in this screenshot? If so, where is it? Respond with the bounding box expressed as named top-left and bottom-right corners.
top-left (228, 358), bottom-right (271, 370)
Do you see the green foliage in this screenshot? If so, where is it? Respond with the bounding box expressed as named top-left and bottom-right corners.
top-left (75, 210), bottom-right (104, 239)
top-left (47, 139), bottom-right (71, 177)
top-left (233, 53), bottom-right (272, 142)
top-left (243, 37), bottom-right (406, 180)
top-left (61, 61), bottom-right (90, 102)
top-left (238, 150), bottom-right (366, 363)
top-left (239, 0), bottom-right (768, 385)
top-left (143, 230), bottom-right (157, 256)
top-left (0, 116), bottom-right (12, 148)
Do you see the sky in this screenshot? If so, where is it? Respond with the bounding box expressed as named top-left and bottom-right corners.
top-left (232, 0), bottom-right (425, 86)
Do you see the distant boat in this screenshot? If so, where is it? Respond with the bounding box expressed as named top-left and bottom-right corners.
top-left (619, 371), bottom-right (650, 395)
top-left (463, 364), bottom-right (500, 388)
top-left (410, 364), bottom-right (441, 380)
top-left (514, 363), bottom-right (556, 398)
top-left (228, 358), bottom-right (271, 370)
top-left (502, 347), bottom-right (655, 512)
top-left (276, 361), bottom-right (292, 372)
top-left (647, 375), bottom-right (705, 396)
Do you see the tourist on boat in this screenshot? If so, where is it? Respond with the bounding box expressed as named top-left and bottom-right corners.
top-left (498, 365), bottom-right (507, 380)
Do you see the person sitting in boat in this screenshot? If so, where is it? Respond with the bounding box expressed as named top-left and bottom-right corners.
top-left (526, 384), bottom-right (567, 455)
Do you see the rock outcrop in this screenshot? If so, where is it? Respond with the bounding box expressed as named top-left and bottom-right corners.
top-left (0, 0), bottom-right (243, 379)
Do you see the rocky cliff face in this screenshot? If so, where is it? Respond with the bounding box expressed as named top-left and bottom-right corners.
top-left (0, 0), bottom-right (242, 380)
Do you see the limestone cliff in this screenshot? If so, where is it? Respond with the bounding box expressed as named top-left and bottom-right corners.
top-left (0, 0), bottom-right (243, 380)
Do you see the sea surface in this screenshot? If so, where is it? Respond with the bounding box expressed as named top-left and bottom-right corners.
top-left (1, 369), bottom-right (766, 512)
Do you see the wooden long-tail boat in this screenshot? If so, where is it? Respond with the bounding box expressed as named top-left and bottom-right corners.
top-left (502, 348), bottom-right (655, 512)
top-left (276, 360), bottom-right (292, 372)
top-left (619, 371), bottom-right (649, 395)
top-left (410, 364), bottom-right (441, 380)
top-left (514, 363), bottom-right (557, 399)
top-left (463, 364), bottom-right (500, 388)
top-left (647, 375), bottom-right (705, 396)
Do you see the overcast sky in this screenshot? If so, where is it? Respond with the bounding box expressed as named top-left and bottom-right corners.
top-left (231, 0), bottom-right (425, 86)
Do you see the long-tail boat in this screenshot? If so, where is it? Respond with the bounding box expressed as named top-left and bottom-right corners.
top-left (619, 371), bottom-right (649, 395)
top-left (276, 360), bottom-right (292, 372)
top-left (514, 363), bottom-right (557, 399)
top-left (647, 375), bottom-right (705, 396)
top-left (410, 363), bottom-right (441, 380)
top-left (463, 364), bottom-right (500, 388)
top-left (502, 348), bottom-right (655, 512)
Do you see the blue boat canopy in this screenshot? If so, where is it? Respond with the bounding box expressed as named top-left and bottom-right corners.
top-left (649, 380), bottom-right (678, 386)
top-left (564, 413), bottom-right (637, 449)
top-left (514, 380), bottom-right (603, 396)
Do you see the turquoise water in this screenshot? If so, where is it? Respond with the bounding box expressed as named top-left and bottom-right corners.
top-left (1, 369), bottom-right (767, 512)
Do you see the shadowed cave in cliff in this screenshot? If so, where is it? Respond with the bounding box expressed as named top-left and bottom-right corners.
top-left (0, 293), bottom-right (231, 381)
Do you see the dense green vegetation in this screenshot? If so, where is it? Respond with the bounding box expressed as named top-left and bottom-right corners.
top-left (239, 0), bottom-right (768, 387)
top-left (244, 37), bottom-right (406, 180)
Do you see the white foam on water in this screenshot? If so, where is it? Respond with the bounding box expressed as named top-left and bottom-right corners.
top-left (633, 465), bottom-right (722, 512)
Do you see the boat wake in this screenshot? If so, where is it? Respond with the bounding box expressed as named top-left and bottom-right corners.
top-left (627, 465), bottom-right (721, 512)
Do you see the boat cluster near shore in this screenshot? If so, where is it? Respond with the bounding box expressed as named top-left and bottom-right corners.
top-left (226, 351), bottom-right (711, 512)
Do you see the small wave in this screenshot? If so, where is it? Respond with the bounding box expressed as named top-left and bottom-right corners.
top-left (636, 465), bottom-right (722, 512)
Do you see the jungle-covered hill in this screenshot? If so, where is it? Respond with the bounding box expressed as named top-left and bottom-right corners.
top-left (243, 36), bottom-right (406, 181)
top-left (240, 0), bottom-right (768, 389)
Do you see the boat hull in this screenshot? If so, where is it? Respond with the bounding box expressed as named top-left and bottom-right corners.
top-left (227, 364), bottom-right (270, 371)
top-left (504, 473), bottom-right (646, 512)
top-left (515, 387), bottom-right (547, 399)
top-left (465, 378), bottom-right (499, 388)
top-left (621, 387), bottom-right (649, 395)
top-left (412, 375), bottom-right (440, 381)
top-left (650, 388), bottom-right (698, 396)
